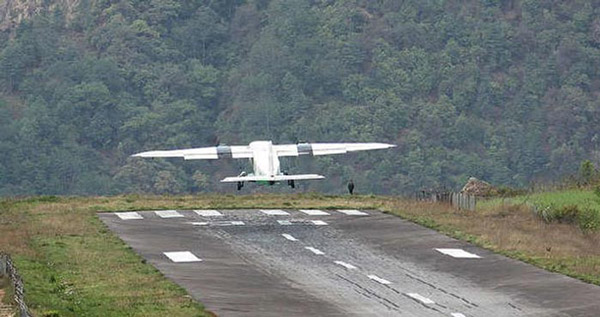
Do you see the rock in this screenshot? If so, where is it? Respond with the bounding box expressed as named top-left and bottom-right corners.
top-left (461, 177), bottom-right (497, 196)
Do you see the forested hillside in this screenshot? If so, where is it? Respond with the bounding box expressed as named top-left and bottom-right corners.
top-left (1, 0), bottom-right (600, 195)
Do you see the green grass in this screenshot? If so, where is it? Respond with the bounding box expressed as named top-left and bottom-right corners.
top-left (480, 189), bottom-right (600, 231)
top-left (482, 189), bottom-right (600, 211)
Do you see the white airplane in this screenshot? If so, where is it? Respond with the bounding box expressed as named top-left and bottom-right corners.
top-left (132, 141), bottom-right (395, 190)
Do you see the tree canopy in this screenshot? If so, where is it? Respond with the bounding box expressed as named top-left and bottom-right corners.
top-left (1, 0), bottom-right (600, 195)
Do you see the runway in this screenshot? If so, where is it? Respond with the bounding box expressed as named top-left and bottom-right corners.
top-left (99, 209), bottom-right (600, 316)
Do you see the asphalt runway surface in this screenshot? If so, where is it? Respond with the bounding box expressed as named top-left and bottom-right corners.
top-left (99, 209), bottom-right (600, 316)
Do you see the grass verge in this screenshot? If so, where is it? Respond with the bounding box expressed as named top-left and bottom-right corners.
top-left (0, 192), bottom-right (599, 315)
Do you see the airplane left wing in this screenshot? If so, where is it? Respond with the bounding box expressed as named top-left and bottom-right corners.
top-left (275, 142), bottom-right (395, 157)
top-left (132, 145), bottom-right (253, 160)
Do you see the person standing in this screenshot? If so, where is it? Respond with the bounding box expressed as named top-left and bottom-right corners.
top-left (347, 179), bottom-right (355, 195)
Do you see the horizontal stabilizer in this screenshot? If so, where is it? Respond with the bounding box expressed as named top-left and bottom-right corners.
top-left (221, 174), bottom-right (325, 183)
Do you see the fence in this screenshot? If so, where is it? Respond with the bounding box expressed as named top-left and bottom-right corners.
top-left (0, 252), bottom-right (31, 317)
top-left (415, 191), bottom-right (476, 211)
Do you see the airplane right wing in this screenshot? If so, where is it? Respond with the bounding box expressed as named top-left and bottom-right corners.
top-left (275, 143), bottom-right (396, 157)
top-left (131, 145), bottom-right (253, 160)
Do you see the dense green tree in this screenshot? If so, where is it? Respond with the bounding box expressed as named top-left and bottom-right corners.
top-left (2, 0), bottom-right (600, 195)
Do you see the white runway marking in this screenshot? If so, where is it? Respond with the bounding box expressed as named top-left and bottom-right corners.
top-left (367, 274), bottom-right (391, 285)
top-left (451, 313), bottom-right (466, 317)
top-left (261, 209), bottom-right (290, 215)
top-left (334, 261), bottom-right (357, 270)
top-left (406, 293), bottom-right (435, 304)
top-left (278, 220), bottom-right (292, 225)
top-left (194, 210), bottom-right (223, 217)
top-left (435, 248), bottom-right (481, 258)
top-left (155, 210), bottom-right (184, 218)
top-left (337, 209), bottom-right (368, 216)
top-left (115, 212), bottom-right (143, 220)
top-left (163, 251), bottom-right (202, 263)
top-left (282, 234), bottom-right (298, 241)
top-left (214, 221), bottom-right (245, 226)
top-left (299, 209), bottom-right (330, 215)
top-left (311, 220), bottom-right (328, 226)
top-left (305, 247), bottom-right (325, 255)
top-left (190, 222), bottom-right (209, 226)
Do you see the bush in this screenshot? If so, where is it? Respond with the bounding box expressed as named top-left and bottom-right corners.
top-left (578, 208), bottom-right (600, 232)
top-left (554, 205), bottom-right (580, 224)
top-left (495, 186), bottom-right (528, 197)
top-left (534, 203), bottom-right (600, 232)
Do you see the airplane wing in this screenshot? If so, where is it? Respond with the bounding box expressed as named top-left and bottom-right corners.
top-left (221, 174), bottom-right (325, 183)
top-left (275, 143), bottom-right (396, 157)
top-left (131, 145), bottom-right (253, 160)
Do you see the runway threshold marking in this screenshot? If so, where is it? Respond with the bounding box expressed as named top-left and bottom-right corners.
top-left (337, 209), bottom-right (369, 216)
top-left (278, 220), bottom-right (293, 225)
top-left (305, 247), bottom-right (325, 255)
top-left (155, 210), bottom-right (184, 218)
top-left (435, 248), bottom-right (481, 258)
top-left (334, 261), bottom-right (357, 270)
top-left (406, 293), bottom-right (435, 304)
top-left (163, 251), bottom-right (202, 262)
top-left (190, 222), bottom-right (209, 226)
top-left (282, 234), bottom-right (298, 241)
top-left (311, 220), bottom-right (328, 226)
top-left (451, 313), bottom-right (466, 317)
top-left (299, 209), bottom-right (330, 215)
top-left (115, 212), bottom-right (143, 220)
top-left (367, 275), bottom-right (391, 285)
top-left (261, 209), bottom-right (290, 215)
top-left (194, 210), bottom-right (223, 217)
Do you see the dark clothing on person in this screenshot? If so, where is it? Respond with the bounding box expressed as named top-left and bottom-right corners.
top-left (348, 180), bottom-right (354, 195)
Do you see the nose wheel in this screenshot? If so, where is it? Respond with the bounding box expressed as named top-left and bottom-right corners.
top-left (288, 180), bottom-right (295, 189)
top-left (237, 181), bottom-right (244, 190)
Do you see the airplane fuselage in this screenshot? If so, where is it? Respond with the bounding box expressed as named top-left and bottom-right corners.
top-left (249, 141), bottom-right (280, 177)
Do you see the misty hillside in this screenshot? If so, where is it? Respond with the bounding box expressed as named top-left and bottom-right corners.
top-left (1, 0), bottom-right (599, 195)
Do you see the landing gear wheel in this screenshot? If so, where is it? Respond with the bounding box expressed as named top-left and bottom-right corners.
top-left (237, 181), bottom-right (244, 190)
top-left (288, 180), bottom-right (295, 189)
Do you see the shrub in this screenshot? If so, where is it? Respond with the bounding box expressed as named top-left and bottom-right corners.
top-left (578, 208), bottom-right (600, 232)
top-left (579, 160), bottom-right (597, 185)
top-left (534, 203), bottom-right (600, 232)
top-left (495, 186), bottom-right (528, 197)
top-left (554, 205), bottom-right (580, 224)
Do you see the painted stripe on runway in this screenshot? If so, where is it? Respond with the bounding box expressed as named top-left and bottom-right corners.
top-left (115, 212), bottom-right (143, 220)
top-left (300, 209), bottom-right (330, 215)
top-left (334, 261), bottom-right (357, 270)
top-left (155, 210), bottom-right (184, 218)
top-left (367, 275), bottom-right (391, 285)
top-left (278, 220), bottom-right (292, 225)
top-left (305, 247), bottom-right (325, 255)
top-left (261, 209), bottom-right (290, 215)
top-left (406, 293), bottom-right (435, 304)
top-left (163, 251), bottom-right (202, 262)
top-left (435, 248), bottom-right (481, 258)
top-left (214, 221), bottom-right (245, 226)
top-left (282, 234), bottom-right (298, 241)
top-left (190, 222), bottom-right (209, 226)
top-left (194, 210), bottom-right (223, 217)
top-left (337, 209), bottom-right (369, 216)
top-left (451, 313), bottom-right (466, 317)
top-left (311, 220), bottom-right (328, 226)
